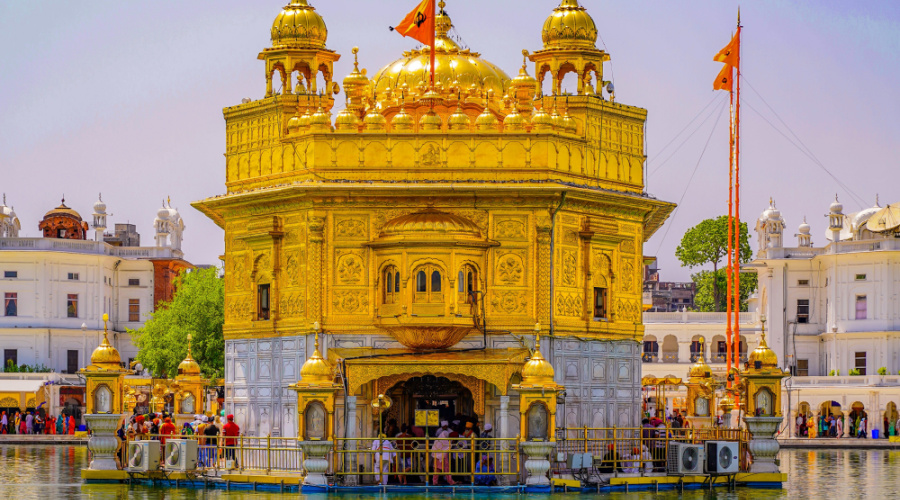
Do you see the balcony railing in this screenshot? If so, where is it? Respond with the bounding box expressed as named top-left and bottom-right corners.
top-left (643, 311), bottom-right (758, 324)
top-left (0, 237), bottom-right (177, 258)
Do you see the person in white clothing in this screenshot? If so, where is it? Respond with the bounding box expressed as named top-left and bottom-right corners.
top-left (372, 435), bottom-right (397, 485)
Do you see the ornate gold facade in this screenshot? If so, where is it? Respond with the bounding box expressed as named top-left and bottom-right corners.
top-left (193, 0), bottom-right (675, 437)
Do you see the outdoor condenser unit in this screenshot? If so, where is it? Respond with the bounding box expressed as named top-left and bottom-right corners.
top-left (163, 439), bottom-right (199, 471)
top-left (126, 440), bottom-right (161, 472)
top-left (704, 441), bottom-right (740, 474)
top-left (667, 443), bottom-right (704, 474)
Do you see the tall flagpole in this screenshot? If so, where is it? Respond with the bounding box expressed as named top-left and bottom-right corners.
top-left (431, 1), bottom-right (439, 91)
top-left (726, 80), bottom-right (735, 384)
top-left (733, 12), bottom-right (743, 380)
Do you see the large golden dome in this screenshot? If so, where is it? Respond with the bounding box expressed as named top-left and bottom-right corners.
top-left (372, 6), bottom-right (510, 100)
top-left (542, 0), bottom-right (599, 50)
top-left (271, 0), bottom-right (328, 49)
top-left (379, 209), bottom-right (481, 240)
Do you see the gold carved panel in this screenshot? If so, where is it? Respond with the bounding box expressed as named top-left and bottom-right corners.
top-left (334, 250), bottom-right (366, 285)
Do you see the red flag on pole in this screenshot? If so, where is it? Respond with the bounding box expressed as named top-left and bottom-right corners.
top-left (391, 0), bottom-right (436, 88)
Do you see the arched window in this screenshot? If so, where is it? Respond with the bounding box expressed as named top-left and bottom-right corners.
top-left (416, 270), bottom-right (427, 292)
top-left (383, 266), bottom-right (400, 304)
top-left (413, 265), bottom-right (443, 303)
top-left (457, 265), bottom-right (478, 305)
top-left (431, 271), bottom-right (442, 292)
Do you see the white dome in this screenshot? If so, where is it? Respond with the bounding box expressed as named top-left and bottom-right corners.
top-left (93, 195), bottom-right (107, 214)
top-left (829, 195), bottom-right (843, 214)
top-left (156, 205), bottom-right (171, 220)
top-left (850, 206), bottom-right (880, 231)
top-left (798, 219), bottom-right (811, 234)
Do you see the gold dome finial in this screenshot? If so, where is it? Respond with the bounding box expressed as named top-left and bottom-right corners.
top-left (89, 313), bottom-right (122, 369)
top-left (749, 315), bottom-right (779, 369)
top-left (178, 333), bottom-right (202, 376)
top-left (521, 328), bottom-right (555, 385)
top-left (300, 323), bottom-right (333, 385)
top-left (689, 336), bottom-right (711, 378)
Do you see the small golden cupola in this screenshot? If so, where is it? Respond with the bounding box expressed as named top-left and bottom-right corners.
top-left (271, 0), bottom-right (328, 49)
top-left (542, 0), bottom-right (598, 50)
top-left (300, 330), bottom-right (333, 385)
top-left (177, 333), bottom-right (202, 377)
top-left (89, 314), bottom-right (122, 370)
top-left (342, 47), bottom-right (371, 115)
top-left (260, 0), bottom-right (340, 102)
top-left (521, 334), bottom-right (556, 385)
top-left (689, 338), bottom-right (712, 379)
top-left (530, 0), bottom-right (609, 96)
top-left (749, 323), bottom-right (779, 371)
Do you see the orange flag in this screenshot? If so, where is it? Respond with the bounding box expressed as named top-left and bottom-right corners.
top-left (392, 0), bottom-right (436, 47)
top-left (713, 63), bottom-right (733, 92)
top-left (391, 0), bottom-right (436, 88)
top-left (714, 29), bottom-right (740, 69)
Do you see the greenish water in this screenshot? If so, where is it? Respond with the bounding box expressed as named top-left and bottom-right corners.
top-left (0, 445), bottom-right (898, 499)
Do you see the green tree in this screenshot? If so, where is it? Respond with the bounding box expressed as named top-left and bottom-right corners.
top-left (129, 267), bottom-right (224, 378)
top-left (675, 216), bottom-right (753, 312)
top-left (691, 270), bottom-right (758, 312)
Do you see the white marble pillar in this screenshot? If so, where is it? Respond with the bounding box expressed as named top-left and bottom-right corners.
top-left (789, 410), bottom-right (798, 438)
top-left (344, 396), bottom-right (358, 486)
top-left (499, 396), bottom-right (510, 440)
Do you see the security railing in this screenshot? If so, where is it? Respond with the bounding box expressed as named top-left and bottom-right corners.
top-left (555, 426), bottom-right (751, 475)
top-left (332, 436), bottom-right (519, 485)
top-left (119, 433), bottom-right (305, 474)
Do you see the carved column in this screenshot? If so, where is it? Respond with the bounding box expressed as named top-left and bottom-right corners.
top-left (280, 70), bottom-right (289, 96)
top-left (499, 395), bottom-right (511, 486)
top-left (743, 416), bottom-right (783, 473)
top-left (266, 71), bottom-right (273, 98)
top-left (344, 396), bottom-right (358, 486)
top-left (308, 214), bottom-right (326, 326)
top-left (300, 440), bottom-right (332, 486)
top-left (536, 217), bottom-right (552, 327)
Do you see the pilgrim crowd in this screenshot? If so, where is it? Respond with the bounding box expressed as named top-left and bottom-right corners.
top-left (0, 410), bottom-right (78, 435)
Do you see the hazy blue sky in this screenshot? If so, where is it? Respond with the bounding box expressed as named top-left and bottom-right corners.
top-left (1, 1), bottom-right (898, 281)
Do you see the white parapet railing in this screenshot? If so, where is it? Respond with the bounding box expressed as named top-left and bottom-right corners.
top-left (643, 311), bottom-right (758, 324)
top-left (0, 237), bottom-right (176, 259)
top-left (787, 375), bottom-right (900, 387)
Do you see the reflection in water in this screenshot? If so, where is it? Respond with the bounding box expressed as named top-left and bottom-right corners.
top-left (1, 445), bottom-right (899, 499)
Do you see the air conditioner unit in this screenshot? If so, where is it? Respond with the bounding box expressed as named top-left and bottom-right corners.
top-left (163, 439), bottom-right (199, 471)
top-left (566, 452), bottom-right (592, 470)
top-left (704, 441), bottom-right (739, 474)
top-left (667, 443), bottom-right (704, 474)
top-left (126, 440), bottom-right (161, 472)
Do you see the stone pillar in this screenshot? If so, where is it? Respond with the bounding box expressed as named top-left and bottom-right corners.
top-left (743, 416), bottom-right (783, 473)
top-left (266, 71), bottom-right (273, 98)
top-left (344, 396), bottom-right (358, 486)
top-left (789, 410), bottom-right (798, 438)
top-left (300, 441), bottom-right (333, 486)
top-left (85, 414), bottom-right (123, 471)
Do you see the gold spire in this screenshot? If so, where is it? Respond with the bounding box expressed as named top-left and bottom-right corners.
top-left (89, 313), bottom-right (122, 369)
top-left (749, 316), bottom-right (778, 369)
top-left (689, 336), bottom-right (711, 378)
top-left (521, 332), bottom-right (555, 384)
top-left (178, 333), bottom-right (202, 376)
top-left (300, 326), bottom-right (334, 384)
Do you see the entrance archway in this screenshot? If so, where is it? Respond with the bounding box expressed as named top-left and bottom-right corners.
top-left (885, 402), bottom-right (898, 437)
top-left (380, 375), bottom-right (479, 436)
top-left (848, 401), bottom-right (866, 437)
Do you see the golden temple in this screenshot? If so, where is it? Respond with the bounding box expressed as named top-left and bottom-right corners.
top-left (192, 0), bottom-right (676, 441)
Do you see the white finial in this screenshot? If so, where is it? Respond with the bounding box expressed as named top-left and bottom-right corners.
top-left (876, 194), bottom-right (880, 207)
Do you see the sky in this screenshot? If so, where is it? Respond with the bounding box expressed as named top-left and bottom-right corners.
top-left (1, 0), bottom-right (898, 281)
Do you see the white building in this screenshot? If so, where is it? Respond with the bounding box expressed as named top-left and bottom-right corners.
top-left (642, 196), bottom-right (900, 437)
top-left (753, 196), bottom-right (900, 436)
top-left (0, 195), bottom-right (191, 415)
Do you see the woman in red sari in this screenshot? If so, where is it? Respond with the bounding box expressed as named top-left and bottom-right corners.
top-left (67, 415), bottom-right (76, 434)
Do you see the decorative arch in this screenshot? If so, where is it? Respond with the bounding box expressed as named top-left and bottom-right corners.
top-left (376, 372), bottom-right (486, 416)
